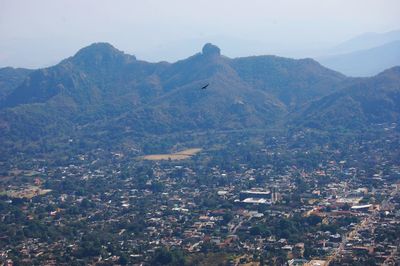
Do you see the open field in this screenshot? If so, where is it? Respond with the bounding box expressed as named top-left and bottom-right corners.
top-left (0, 186), bottom-right (52, 199)
top-left (142, 148), bottom-right (202, 161)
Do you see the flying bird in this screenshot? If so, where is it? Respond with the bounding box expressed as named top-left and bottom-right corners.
top-left (200, 83), bottom-right (209, 90)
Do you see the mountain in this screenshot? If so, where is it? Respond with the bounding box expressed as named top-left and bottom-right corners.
top-left (292, 66), bottom-right (400, 130)
top-left (0, 67), bottom-right (32, 101)
top-left (0, 43), bottom-right (347, 144)
top-left (328, 29), bottom-right (400, 55)
top-left (2, 43), bottom-right (141, 108)
top-left (231, 56), bottom-right (345, 107)
top-left (319, 40), bottom-right (400, 77)
top-left (2, 42), bottom-right (398, 156)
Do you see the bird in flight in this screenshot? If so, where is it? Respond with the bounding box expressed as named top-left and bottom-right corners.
top-left (200, 83), bottom-right (209, 90)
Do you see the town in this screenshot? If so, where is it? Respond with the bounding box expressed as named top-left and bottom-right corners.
top-left (1, 125), bottom-right (399, 265)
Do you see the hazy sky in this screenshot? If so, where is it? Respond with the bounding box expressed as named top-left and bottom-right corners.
top-left (1, 0), bottom-right (399, 68)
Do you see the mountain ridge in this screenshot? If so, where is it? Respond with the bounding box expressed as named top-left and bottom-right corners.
top-left (319, 40), bottom-right (400, 77)
top-left (0, 67), bottom-right (33, 101)
top-left (292, 66), bottom-right (400, 129)
top-left (329, 29), bottom-right (400, 55)
top-left (0, 42), bottom-right (399, 155)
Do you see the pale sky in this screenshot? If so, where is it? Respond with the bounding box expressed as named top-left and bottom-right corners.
top-left (0, 0), bottom-right (399, 68)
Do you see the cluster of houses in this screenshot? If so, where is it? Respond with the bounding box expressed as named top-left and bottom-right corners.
top-left (1, 128), bottom-right (400, 265)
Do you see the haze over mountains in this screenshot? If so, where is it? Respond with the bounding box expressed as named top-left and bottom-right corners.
top-left (0, 42), bottom-right (399, 155)
top-left (319, 29), bottom-right (400, 76)
top-left (328, 29), bottom-right (400, 55)
top-left (320, 40), bottom-right (400, 77)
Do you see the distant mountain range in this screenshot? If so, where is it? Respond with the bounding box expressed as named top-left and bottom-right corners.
top-left (0, 42), bottom-right (399, 154)
top-left (319, 40), bottom-right (400, 77)
top-left (328, 29), bottom-right (400, 55)
top-left (318, 30), bottom-right (400, 77)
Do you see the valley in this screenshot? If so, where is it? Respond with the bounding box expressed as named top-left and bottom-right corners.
top-left (0, 42), bottom-right (399, 265)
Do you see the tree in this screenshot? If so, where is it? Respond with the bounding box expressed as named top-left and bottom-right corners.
top-left (118, 254), bottom-right (129, 265)
top-left (306, 215), bottom-right (322, 226)
top-left (151, 248), bottom-right (172, 265)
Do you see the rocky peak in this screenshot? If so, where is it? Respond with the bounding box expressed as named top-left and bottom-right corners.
top-left (70, 42), bottom-right (135, 68)
top-left (202, 43), bottom-right (221, 57)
